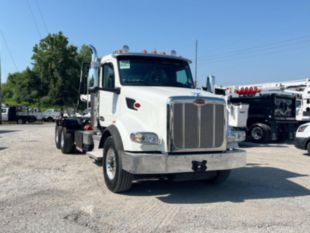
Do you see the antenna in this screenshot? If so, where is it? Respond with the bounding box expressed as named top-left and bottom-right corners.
top-left (194, 40), bottom-right (198, 88)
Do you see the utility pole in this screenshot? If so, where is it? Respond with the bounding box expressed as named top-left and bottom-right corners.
top-left (0, 54), bottom-right (2, 124)
top-left (194, 40), bottom-right (198, 88)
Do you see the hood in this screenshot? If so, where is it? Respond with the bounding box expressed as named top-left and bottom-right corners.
top-left (123, 86), bottom-right (224, 103)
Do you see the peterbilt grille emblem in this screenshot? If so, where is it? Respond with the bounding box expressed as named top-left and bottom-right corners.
top-left (194, 98), bottom-right (205, 105)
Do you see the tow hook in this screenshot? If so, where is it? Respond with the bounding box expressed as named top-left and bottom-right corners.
top-left (192, 160), bottom-right (207, 172)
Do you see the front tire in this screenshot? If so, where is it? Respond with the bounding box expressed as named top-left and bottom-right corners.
top-left (103, 136), bottom-right (132, 193)
top-left (306, 142), bottom-right (310, 156)
top-left (207, 170), bottom-right (231, 184)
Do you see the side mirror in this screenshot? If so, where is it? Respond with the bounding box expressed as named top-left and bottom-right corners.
top-left (100, 87), bottom-right (121, 94)
top-left (113, 87), bottom-right (121, 95)
top-left (206, 75), bottom-right (215, 93)
top-left (88, 45), bottom-right (100, 90)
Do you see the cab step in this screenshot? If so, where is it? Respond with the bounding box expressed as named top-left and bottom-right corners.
top-left (87, 134), bottom-right (103, 162)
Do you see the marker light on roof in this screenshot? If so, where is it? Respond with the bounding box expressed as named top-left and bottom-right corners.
top-left (152, 50), bottom-right (158, 54)
top-left (160, 51), bottom-right (166, 55)
top-left (170, 50), bottom-right (177, 56)
top-left (143, 50), bottom-right (148, 54)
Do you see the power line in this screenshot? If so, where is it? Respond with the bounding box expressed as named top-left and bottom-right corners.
top-left (34, 0), bottom-right (49, 34)
top-left (26, 0), bottom-right (42, 38)
top-left (200, 35), bottom-right (310, 63)
top-left (199, 37), bottom-right (310, 64)
top-left (203, 34), bottom-right (310, 59)
top-left (0, 30), bottom-right (19, 70)
top-left (200, 42), bottom-right (310, 65)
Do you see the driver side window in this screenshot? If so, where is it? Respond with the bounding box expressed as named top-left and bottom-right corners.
top-left (102, 63), bottom-right (115, 89)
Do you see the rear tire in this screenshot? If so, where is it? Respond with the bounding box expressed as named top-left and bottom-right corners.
top-left (103, 136), bottom-right (132, 193)
top-left (60, 128), bottom-right (74, 154)
top-left (249, 123), bottom-right (271, 143)
top-left (207, 170), bottom-right (231, 184)
top-left (55, 126), bottom-right (62, 149)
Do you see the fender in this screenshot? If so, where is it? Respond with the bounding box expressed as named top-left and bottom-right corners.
top-left (56, 118), bottom-right (83, 131)
top-left (99, 125), bottom-right (124, 150)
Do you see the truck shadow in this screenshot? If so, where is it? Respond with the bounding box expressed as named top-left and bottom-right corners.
top-left (0, 130), bottom-right (19, 134)
top-left (127, 166), bottom-right (310, 204)
top-left (239, 141), bottom-right (293, 148)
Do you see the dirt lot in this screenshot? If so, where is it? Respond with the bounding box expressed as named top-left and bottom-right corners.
top-left (0, 124), bottom-right (309, 233)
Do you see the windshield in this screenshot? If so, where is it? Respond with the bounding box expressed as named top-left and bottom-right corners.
top-left (118, 56), bottom-right (194, 88)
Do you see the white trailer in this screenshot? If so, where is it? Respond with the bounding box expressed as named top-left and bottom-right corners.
top-left (55, 46), bottom-right (246, 193)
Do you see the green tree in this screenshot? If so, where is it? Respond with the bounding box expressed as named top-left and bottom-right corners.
top-left (2, 68), bottom-right (40, 106)
top-left (2, 32), bottom-right (91, 109)
top-left (78, 44), bottom-right (92, 65)
top-left (32, 32), bottom-right (80, 107)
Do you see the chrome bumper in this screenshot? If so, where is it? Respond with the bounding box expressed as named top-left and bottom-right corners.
top-left (121, 149), bottom-right (246, 174)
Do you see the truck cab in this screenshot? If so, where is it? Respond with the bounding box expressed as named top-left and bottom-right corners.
top-left (55, 46), bottom-right (246, 193)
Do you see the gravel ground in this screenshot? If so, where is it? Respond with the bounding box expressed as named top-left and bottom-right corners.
top-left (0, 124), bottom-right (309, 233)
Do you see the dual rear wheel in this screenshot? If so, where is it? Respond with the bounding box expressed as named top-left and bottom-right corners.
top-left (249, 123), bottom-right (271, 143)
top-left (55, 126), bottom-right (74, 154)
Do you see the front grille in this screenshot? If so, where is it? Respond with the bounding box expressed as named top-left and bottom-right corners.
top-left (168, 99), bottom-right (226, 152)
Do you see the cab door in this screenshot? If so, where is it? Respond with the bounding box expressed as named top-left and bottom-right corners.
top-left (99, 62), bottom-right (118, 127)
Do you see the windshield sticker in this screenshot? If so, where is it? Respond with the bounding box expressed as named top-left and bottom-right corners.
top-left (120, 60), bottom-right (130, 69)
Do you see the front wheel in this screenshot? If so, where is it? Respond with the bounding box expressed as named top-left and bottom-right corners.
top-left (207, 170), bottom-right (231, 184)
top-left (306, 142), bottom-right (310, 156)
top-left (103, 136), bottom-right (132, 193)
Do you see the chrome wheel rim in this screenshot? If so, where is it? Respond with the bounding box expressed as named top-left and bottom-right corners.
top-left (106, 148), bottom-right (116, 180)
top-left (251, 127), bottom-right (263, 140)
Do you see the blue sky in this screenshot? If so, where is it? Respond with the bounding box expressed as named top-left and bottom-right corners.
top-left (0, 0), bottom-right (310, 86)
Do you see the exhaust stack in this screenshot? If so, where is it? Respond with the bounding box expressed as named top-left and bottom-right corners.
top-left (88, 44), bottom-right (100, 128)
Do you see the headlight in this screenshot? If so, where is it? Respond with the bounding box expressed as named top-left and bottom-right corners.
top-left (298, 125), bottom-right (308, 132)
top-left (130, 132), bottom-right (159, 145)
top-left (227, 127), bottom-right (246, 143)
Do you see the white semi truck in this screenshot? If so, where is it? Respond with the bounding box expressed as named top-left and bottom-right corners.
top-left (55, 46), bottom-right (246, 193)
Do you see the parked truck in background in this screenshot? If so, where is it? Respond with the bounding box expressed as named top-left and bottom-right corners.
top-left (1, 106), bottom-right (36, 124)
top-left (230, 93), bottom-right (298, 142)
top-left (20, 108), bottom-right (61, 121)
top-left (55, 45), bottom-right (246, 193)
